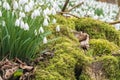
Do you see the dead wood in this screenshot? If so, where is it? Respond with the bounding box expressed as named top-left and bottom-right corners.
top-left (61, 0), bottom-right (70, 13)
top-left (58, 11), bottom-right (80, 18)
top-left (67, 2), bottom-right (84, 12)
top-left (108, 20), bottom-right (120, 25)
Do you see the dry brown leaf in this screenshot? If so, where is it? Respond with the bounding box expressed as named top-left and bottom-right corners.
top-left (0, 75), bottom-right (3, 80)
top-left (20, 64), bottom-right (33, 71)
top-left (3, 66), bottom-right (18, 80)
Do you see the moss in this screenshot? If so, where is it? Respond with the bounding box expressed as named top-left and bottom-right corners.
top-left (89, 39), bottom-right (119, 56)
top-left (79, 73), bottom-right (91, 80)
top-left (98, 56), bottom-right (120, 79)
top-left (55, 15), bottom-right (76, 30)
top-left (35, 70), bottom-right (64, 80)
top-left (35, 16), bottom-right (120, 80)
top-left (35, 36), bottom-right (92, 80)
top-left (75, 18), bottom-right (120, 46)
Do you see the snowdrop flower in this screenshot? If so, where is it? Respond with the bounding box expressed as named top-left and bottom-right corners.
top-left (2, 21), bottom-right (6, 27)
top-left (43, 37), bottom-right (47, 44)
top-left (31, 9), bottom-right (40, 19)
top-left (52, 18), bottom-right (56, 24)
top-left (34, 29), bottom-right (37, 36)
top-left (114, 24), bottom-right (120, 30)
top-left (28, 0), bottom-right (34, 9)
top-left (0, 11), bottom-right (2, 17)
top-left (53, 2), bottom-right (58, 8)
top-left (56, 25), bottom-right (60, 32)
top-left (44, 8), bottom-right (51, 15)
top-left (3, 1), bottom-right (11, 10)
top-left (43, 18), bottom-right (48, 26)
top-left (43, 15), bottom-right (50, 22)
top-left (13, 1), bottom-right (19, 10)
top-left (51, 8), bottom-right (56, 15)
top-left (19, 12), bottom-right (25, 18)
top-left (24, 5), bottom-right (31, 12)
top-left (93, 15), bottom-right (98, 20)
top-left (19, 0), bottom-right (28, 5)
top-left (24, 23), bottom-right (29, 31)
top-left (20, 20), bottom-right (25, 29)
top-left (15, 18), bottom-right (21, 26)
top-left (39, 27), bottom-right (44, 33)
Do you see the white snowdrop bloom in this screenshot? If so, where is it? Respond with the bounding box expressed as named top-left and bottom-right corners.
top-left (19, 12), bottom-right (25, 18)
top-left (56, 25), bottom-right (60, 32)
top-left (13, 1), bottom-right (19, 10)
top-left (43, 15), bottom-right (50, 22)
top-left (51, 8), bottom-right (56, 15)
top-left (93, 15), bottom-right (98, 20)
top-left (3, 1), bottom-right (11, 10)
top-left (2, 21), bottom-right (6, 27)
top-left (52, 18), bottom-right (56, 24)
top-left (15, 18), bottom-right (21, 26)
top-left (28, 0), bottom-right (34, 9)
top-left (31, 9), bottom-right (40, 19)
top-left (20, 20), bottom-right (25, 29)
top-left (24, 23), bottom-right (29, 31)
top-left (34, 29), bottom-right (37, 36)
top-left (43, 37), bottom-right (47, 44)
top-left (0, 11), bottom-right (2, 17)
top-left (24, 5), bottom-right (31, 12)
top-left (114, 24), bottom-right (120, 30)
top-left (39, 26), bottom-right (44, 33)
top-left (43, 18), bottom-right (48, 26)
top-left (53, 2), bottom-right (58, 8)
top-left (19, 0), bottom-right (28, 5)
top-left (44, 8), bottom-right (51, 15)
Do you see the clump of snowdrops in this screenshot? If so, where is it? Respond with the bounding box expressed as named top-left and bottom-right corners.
top-left (0, 0), bottom-right (58, 60)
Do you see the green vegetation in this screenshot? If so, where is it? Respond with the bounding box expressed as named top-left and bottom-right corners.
top-left (89, 39), bottom-right (119, 56)
top-left (36, 16), bottom-right (120, 80)
top-left (75, 18), bottom-right (120, 46)
top-left (98, 56), bottom-right (120, 79)
top-left (35, 37), bottom-right (90, 80)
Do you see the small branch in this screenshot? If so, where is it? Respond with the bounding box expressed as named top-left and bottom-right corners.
top-left (62, 0), bottom-right (70, 12)
top-left (108, 20), bottom-right (120, 25)
top-left (112, 54), bottom-right (120, 56)
top-left (67, 2), bottom-right (84, 12)
top-left (58, 12), bottom-right (80, 18)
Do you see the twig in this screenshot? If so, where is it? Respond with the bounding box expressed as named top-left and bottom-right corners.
top-left (58, 12), bottom-right (80, 18)
top-left (61, 0), bottom-right (70, 13)
top-left (112, 54), bottom-right (120, 56)
top-left (67, 2), bottom-right (84, 12)
top-left (108, 20), bottom-right (120, 25)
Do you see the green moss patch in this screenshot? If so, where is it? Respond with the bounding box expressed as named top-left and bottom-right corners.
top-left (75, 18), bottom-right (120, 46)
top-left (89, 39), bottom-right (119, 56)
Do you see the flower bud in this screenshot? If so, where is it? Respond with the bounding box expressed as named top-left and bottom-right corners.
top-left (43, 37), bottom-right (47, 44)
top-left (43, 18), bottom-right (48, 26)
top-left (39, 27), bottom-right (44, 33)
top-left (0, 11), bottom-right (2, 17)
top-left (56, 25), bottom-right (60, 32)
